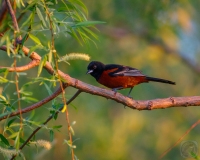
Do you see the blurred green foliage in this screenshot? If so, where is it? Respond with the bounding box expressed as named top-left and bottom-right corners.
top-left (0, 0), bottom-right (200, 159)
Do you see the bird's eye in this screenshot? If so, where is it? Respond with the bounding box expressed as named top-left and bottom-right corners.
top-left (93, 65), bottom-right (97, 69)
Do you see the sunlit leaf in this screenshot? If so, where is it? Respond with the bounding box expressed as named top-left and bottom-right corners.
top-left (0, 76), bottom-right (8, 83)
top-left (21, 96), bottom-right (38, 103)
top-left (37, 55), bottom-right (47, 77)
top-left (61, 104), bottom-right (67, 112)
top-left (29, 33), bottom-right (42, 45)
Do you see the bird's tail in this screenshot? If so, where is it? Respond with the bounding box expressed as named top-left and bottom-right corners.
top-left (146, 76), bottom-right (175, 85)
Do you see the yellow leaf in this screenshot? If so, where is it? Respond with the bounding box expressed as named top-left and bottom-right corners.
top-left (61, 104), bottom-right (67, 113)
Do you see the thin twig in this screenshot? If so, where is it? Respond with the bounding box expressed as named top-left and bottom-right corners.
top-left (159, 119), bottom-right (200, 159)
top-left (0, 84), bottom-right (69, 121)
top-left (10, 90), bottom-right (82, 160)
top-left (5, 0), bottom-right (23, 129)
top-left (5, 0), bottom-right (20, 32)
top-left (42, 1), bottom-right (74, 159)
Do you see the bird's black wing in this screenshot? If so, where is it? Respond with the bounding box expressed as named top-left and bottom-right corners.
top-left (105, 64), bottom-right (145, 77)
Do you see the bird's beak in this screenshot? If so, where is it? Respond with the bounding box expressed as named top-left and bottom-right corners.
top-left (86, 69), bottom-right (93, 74)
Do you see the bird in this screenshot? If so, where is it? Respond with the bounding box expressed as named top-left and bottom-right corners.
top-left (87, 61), bottom-right (175, 97)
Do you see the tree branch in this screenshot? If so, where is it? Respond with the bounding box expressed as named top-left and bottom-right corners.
top-left (0, 84), bottom-right (68, 121)
top-left (0, 45), bottom-right (200, 111)
top-left (0, 59), bottom-right (40, 72)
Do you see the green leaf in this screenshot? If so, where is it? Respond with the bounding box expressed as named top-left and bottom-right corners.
top-left (74, 21), bottom-right (106, 28)
top-left (37, 55), bottom-right (47, 77)
top-left (52, 125), bottom-right (62, 130)
top-left (0, 94), bottom-right (7, 102)
top-left (29, 33), bottom-right (42, 45)
top-left (0, 134), bottom-right (9, 146)
top-left (36, 6), bottom-right (47, 27)
top-left (14, 132), bottom-right (20, 149)
top-left (8, 132), bottom-right (19, 139)
top-left (28, 44), bottom-right (42, 56)
top-left (44, 83), bottom-right (53, 95)
top-left (8, 118), bottom-right (17, 127)
top-left (28, 110), bottom-right (35, 120)
top-left (0, 76), bottom-right (8, 83)
top-left (0, 68), bottom-right (8, 73)
top-left (20, 90), bottom-right (33, 96)
top-left (21, 12), bottom-right (34, 28)
top-left (50, 130), bottom-right (54, 142)
top-left (21, 96), bottom-right (38, 103)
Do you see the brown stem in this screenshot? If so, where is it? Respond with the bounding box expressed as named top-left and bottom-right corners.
top-left (0, 60), bottom-right (40, 72)
top-left (5, 0), bottom-right (19, 32)
top-left (159, 119), bottom-right (200, 159)
top-left (0, 84), bottom-right (69, 121)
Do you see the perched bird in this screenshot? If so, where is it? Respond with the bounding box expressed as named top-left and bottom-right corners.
top-left (87, 61), bottom-right (175, 96)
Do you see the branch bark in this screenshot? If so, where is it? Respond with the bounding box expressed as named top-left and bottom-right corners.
top-left (0, 59), bottom-right (40, 72)
top-left (0, 45), bottom-right (200, 112)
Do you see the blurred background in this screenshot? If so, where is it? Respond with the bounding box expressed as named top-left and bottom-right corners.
top-left (1, 0), bottom-right (200, 160)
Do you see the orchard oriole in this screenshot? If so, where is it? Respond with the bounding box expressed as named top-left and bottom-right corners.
top-left (87, 61), bottom-right (175, 96)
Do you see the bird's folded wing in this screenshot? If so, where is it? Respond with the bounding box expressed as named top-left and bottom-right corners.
top-left (109, 67), bottom-right (145, 77)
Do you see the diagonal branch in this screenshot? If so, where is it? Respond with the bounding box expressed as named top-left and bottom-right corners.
top-left (0, 45), bottom-right (200, 112)
top-left (0, 84), bottom-right (68, 121)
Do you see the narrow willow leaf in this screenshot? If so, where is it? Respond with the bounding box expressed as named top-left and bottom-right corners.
top-left (0, 134), bottom-right (9, 146)
top-left (0, 95), bottom-right (7, 102)
top-left (82, 27), bottom-right (98, 40)
top-left (20, 91), bottom-right (33, 96)
top-left (61, 104), bottom-right (67, 113)
top-left (74, 21), bottom-right (106, 28)
top-left (8, 118), bottom-right (17, 127)
top-left (52, 125), bottom-right (62, 130)
top-left (28, 110), bottom-right (35, 120)
top-left (29, 34), bottom-right (42, 45)
top-left (8, 132), bottom-right (18, 139)
top-left (48, 49), bottom-right (52, 63)
top-left (67, 29), bottom-right (82, 45)
top-left (0, 76), bottom-right (8, 83)
top-left (14, 132), bottom-right (20, 149)
top-left (28, 45), bottom-right (42, 56)
top-left (50, 130), bottom-right (54, 142)
top-left (37, 55), bottom-right (47, 77)
top-left (21, 12), bottom-right (33, 28)
top-left (36, 7), bottom-right (47, 27)
top-left (44, 83), bottom-right (53, 95)
top-left (21, 96), bottom-right (38, 103)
